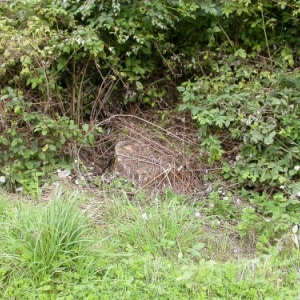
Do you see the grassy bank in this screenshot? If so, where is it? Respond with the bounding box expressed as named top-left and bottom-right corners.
top-left (0, 186), bottom-right (299, 299)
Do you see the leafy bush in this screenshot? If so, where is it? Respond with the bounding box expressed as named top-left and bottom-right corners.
top-left (178, 68), bottom-right (300, 194)
top-left (177, 66), bottom-right (300, 239)
top-left (0, 0), bottom-right (198, 192)
top-left (2, 0), bottom-right (300, 194)
top-left (0, 87), bottom-right (100, 194)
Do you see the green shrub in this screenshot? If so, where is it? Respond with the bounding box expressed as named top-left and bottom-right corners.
top-left (178, 69), bottom-right (300, 195)
top-left (0, 87), bottom-right (100, 194)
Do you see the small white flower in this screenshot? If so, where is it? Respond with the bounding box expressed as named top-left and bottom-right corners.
top-left (246, 119), bottom-right (252, 126)
top-left (0, 176), bottom-right (5, 183)
top-left (297, 191), bottom-right (300, 197)
top-left (75, 179), bottom-right (79, 185)
top-left (16, 187), bottom-right (23, 193)
top-left (279, 185), bottom-right (285, 189)
top-left (142, 213), bottom-right (148, 221)
top-left (223, 196), bottom-right (229, 201)
top-left (235, 155), bottom-right (241, 161)
top-left (292, 225), bottom-right (299, 234)
top-left (294, 166), bottom-right (300, 171)
top-left (195, 212), bottom-right (200, 218)
top-left (76, 37), bottom-right (84, 45)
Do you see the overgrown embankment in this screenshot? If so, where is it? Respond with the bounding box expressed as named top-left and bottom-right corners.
top-left (0, 0), bottom-right (300, 245)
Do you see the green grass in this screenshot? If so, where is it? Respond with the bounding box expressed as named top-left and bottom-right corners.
top-left (0, 188), bottom-right (299, 299)
top-left (0, 190), bottom-right (95, 282)
top-left (104, 192), bottom-right (204, 258)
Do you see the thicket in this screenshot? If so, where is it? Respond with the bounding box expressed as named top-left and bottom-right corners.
top-left (0, 1), bottom-right (300, 237)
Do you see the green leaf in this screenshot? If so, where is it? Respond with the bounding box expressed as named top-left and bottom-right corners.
top-left (242, 171), bottom-right (250, 179)
top-left (82, 124), bottom-right (89, 132)
top-left (289, 169), bottom-right (297, 176)
top-left (97, 127), bottom-right (104, 133)
top-left (0, 137), bottom-right (9, 145)
top-left (48, 144), bottom-right (56, 151)
top-left (278, 176), bottom-right (286, 184)
top-left (191, 106), bottom-right (201, 115)
top-left (264, 132), bottom-right (276, 145)
top-left (38, 152), bottom-right (46, 160)
top-left (234, 49), bottom-right (246, 58)
top-left (177, 86), bottom-right (185, 92)
top-left (88, 134), bottom-right (95, 145)
top-left (136, 81), bottom-right (143, 90)
top-left (178, 104), bottom-right (187, 111)
top-left (25, 161), bottom-right (34, 169)
top-left (213, 26), bottom-right (221, 33)
top-left (0, 94), bottom-right (10, 100)
top-left (11, 139), bottom-right (18, 147)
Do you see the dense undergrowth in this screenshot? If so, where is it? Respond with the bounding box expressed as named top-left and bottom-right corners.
top-left (1, 0), bottom-right (300, 295)
top-left (0, 187), bottom-right (299, 299)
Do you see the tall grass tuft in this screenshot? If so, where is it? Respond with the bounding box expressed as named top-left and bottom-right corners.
top-left (0, 192), bottom-right (93, 280)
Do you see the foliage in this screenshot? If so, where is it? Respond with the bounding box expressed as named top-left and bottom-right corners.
top-left (0, 87), bottom-right (101, 194)
top-left (178, 69), bottom-right (300, 192)
top-left (177, 67), bottom-right (300, 239)
top-left (238, 191), bottom-right (300, 240)
top-left (1, 0), bottom-right (300, 297)
top-left (1, 0), bottom-right (300, 248)
top-left (0, 0), bottom-right (198, 192)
